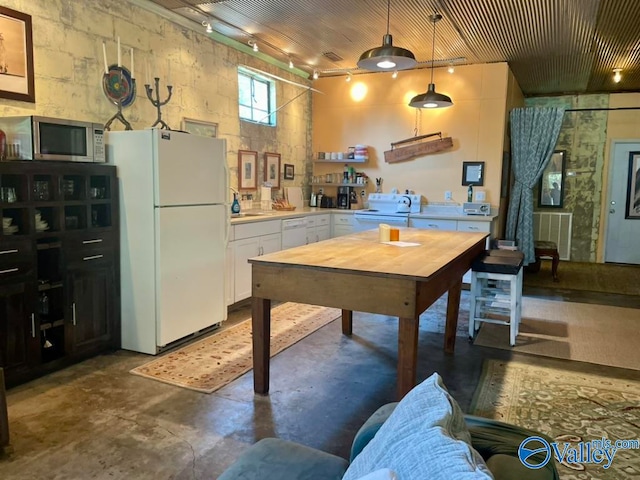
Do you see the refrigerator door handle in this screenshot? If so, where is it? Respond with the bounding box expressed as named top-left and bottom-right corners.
top-left (223, 149), bottom-right (231, 247)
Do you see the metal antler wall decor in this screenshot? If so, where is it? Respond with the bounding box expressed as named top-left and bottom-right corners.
top-left (145, 77), bottom-right (173, 129)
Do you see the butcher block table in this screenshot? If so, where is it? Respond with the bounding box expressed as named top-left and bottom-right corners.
top-left (248, 228), bottom-right (488, 399)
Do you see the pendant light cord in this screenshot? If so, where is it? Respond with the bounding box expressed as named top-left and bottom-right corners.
top-left (386, 0), bottom-right (391, 34)
top-left (430, 15), bottom-right (437, 84)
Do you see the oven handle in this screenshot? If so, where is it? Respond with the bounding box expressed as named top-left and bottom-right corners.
top-left (355, 216), bottom-right (408, 226)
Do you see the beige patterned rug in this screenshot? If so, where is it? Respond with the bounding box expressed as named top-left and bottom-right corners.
top-left (473, 298), bottom-right (640, 371)
top-left (130, 303), bottom-right (340, 393)
top-left (471, 359), bottom-right (640, 479)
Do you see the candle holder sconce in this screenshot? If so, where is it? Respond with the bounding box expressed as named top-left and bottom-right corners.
top-left (102, 65), bottom-right (136, 131)
top-left (145, 77), bottom-right (173, 130)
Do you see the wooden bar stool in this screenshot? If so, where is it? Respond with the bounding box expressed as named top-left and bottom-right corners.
top-left (468, 250), bottom-right (524, 346)
top-left (533, 241), bottom-right (560, 281)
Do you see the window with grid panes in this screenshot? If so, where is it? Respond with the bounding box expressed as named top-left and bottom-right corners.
top-left (238, 68), bottom-right (276, 125)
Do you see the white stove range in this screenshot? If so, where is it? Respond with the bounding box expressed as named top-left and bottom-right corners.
top-left (353, 193), bottom-right (421, 231)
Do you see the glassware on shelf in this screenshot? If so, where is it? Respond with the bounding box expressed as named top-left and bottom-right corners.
top-left (38, 292), bottom-right (50, 316)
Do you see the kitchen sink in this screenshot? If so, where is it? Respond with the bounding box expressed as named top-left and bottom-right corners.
top-left (232, 212), bottom-right (275, 217)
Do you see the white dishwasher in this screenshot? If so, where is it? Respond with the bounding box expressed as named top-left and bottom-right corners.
top-left (282, 217), bottom-right (308, 249)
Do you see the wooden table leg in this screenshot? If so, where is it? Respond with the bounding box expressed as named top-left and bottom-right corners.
top-left (551, 253), bottom-right (560, 282)
top-left (252, 297), bottom-right (271, 394)
top-left (0, 368), bottom-right (9, 449)
top-left (444, 280), bottom-right (462, 354)
top-left (397, 316), bottom-right (419, 399)
top-left (341, 309), bottom-right (353, 335)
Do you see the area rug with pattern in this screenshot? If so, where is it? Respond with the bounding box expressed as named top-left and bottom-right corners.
top-left (130, 302), bottom-right (340, 393)
top-left (471, 359), bottom-right (640, 479)
top-left (473, 298), bottom-right (640, 371)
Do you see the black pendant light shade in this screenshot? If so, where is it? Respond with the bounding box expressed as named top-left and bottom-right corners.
top-left (357, 0), bottom-right (417, 71)
top-left (409, 14), bottom-right (453, 109)
top-left (358, 34), bottom-right (416, 71)
top-left (409, 83), bottom-right (453, 108)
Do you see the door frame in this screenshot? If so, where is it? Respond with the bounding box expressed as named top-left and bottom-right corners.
top-left (602, 139), bottom-right (640, 262)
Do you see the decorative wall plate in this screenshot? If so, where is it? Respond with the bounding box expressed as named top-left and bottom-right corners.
top-left (102, 65), bottom-right (136, 107)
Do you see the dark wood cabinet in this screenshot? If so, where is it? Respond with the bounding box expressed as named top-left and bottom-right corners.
top-left (66, 257), bottom-right (116, 354)
top-left (0, 162), bottom-right (119, 387)
top-left (0, 281), bottom-right (39, 374)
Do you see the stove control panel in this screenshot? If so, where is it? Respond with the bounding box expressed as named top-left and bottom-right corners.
top-left (367, 193), bottom-right (422, 213)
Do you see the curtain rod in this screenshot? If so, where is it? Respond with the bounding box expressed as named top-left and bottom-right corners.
top-left (565, 106), bottom-right (640, 112)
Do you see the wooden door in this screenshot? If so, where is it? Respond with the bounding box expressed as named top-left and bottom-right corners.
top-left (0, 282), bottom-right (39, 379)
top-left (66, 262), bottom-right (115, 354)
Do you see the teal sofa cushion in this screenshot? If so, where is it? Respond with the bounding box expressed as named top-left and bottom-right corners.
top-left (217, 437), bottom-right (348, 480)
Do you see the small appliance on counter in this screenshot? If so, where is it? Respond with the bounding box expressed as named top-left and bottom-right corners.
top-left (463, 202), bottom-right (491, 215)
top-left (337, 186), bottom-right (350, 209)
top-left (320, 195), bottom-right (335, 208)
top-left (0, 115), bottom-right (105, 163)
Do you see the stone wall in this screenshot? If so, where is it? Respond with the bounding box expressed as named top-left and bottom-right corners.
top-left (0, 0), bottom-right (312, 203)
top-left (526, 95), bottom-right (609, 262)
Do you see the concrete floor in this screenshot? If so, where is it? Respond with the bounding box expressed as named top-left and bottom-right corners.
top-left (1, 288), bottom-right (639, 480)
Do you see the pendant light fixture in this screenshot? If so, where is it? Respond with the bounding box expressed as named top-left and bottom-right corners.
top-left (357, 0), bottom-right (416, 71)
top-left (409, 14), bottom-right (453, 109)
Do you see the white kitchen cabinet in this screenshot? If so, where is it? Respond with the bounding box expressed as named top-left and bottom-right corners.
top-left (306, 214), bottom-right (331, 243)
top-left (409, 218), bottom-right (457, 230)
top-left (456, 220), bottom-right (491, 233)
top-left (230, 219), bottom-right (282, 304)
top-left (332, 213), bottom-right (356, 237)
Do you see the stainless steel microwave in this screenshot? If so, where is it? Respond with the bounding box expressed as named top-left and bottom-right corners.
top-left (0, 116), bottom-right (105, 163)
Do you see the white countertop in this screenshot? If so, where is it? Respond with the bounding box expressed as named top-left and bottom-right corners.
top-left (230, 205), bottom-right (497, 224)
top-left (230, 208), bottom-right (340, 224)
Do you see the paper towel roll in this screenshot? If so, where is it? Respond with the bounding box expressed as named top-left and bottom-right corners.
top-left (261, 186), bottom-right (272, 203)
top-left (379, 223), bottom-right (391, 243)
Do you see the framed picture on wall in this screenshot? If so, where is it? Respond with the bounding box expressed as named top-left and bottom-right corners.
top-left (283, 164), bottom-right (295, 180)
top-left (0, 6), bottom-right (35, 103)
top-left (264, 152), bottom-right (281, 188)
top-left (238, 150), bottom-right (258, 190)
top-left (462, 162), bottom-right (485, 186)
top-left (626, 151), bottom-right (640, 219)
top-left (538, 150), bottom-right (566, 208)
top-left (181, 117), bottom-right (218, 138)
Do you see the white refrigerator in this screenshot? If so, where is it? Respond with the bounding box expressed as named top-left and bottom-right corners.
top-left (107, 129), bottom-right (229, 354)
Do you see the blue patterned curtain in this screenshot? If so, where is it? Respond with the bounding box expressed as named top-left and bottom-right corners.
top-left (506, 107), bottom-right (565, 264)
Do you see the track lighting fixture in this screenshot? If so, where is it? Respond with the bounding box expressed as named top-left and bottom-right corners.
top-left (613, 68), bottom-right (622, 83)
top-left (392, 70), bottom-right (398, 79)
top-left (357, 0), bottom-right (416, 71)
top-left (313, 70), bottom-right (319, 80)
top-left (346, 73), bottom-right (352, 82)
top-left (202, 21), bottom-right (213, 34)
top-left (289, 59), bottom-right (294, 69)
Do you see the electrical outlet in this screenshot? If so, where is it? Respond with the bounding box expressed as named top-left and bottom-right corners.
top-left (475, 190), bottom-right (486, 201)
top-left (444, 191), bottom-right (452, 201)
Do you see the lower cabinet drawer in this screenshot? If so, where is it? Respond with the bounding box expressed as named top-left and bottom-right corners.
top-left (409, 218), bottom-right (457, 230)
top-left (64, 232), bottom-right (116, 252)
top-left (66, 247), bottom-right (115, 267)
top-left (0, 239), bottom-right (34, 282)
top-left (456, 221), bottom-right (491, 233)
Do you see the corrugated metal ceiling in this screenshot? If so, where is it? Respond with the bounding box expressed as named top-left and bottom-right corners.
top-left (146, 0), bottom-right (640, 96)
